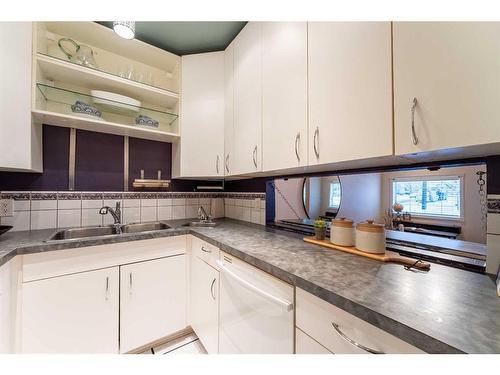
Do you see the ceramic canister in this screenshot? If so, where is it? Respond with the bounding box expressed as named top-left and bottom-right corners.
top-left (355, 220), bottom-right (386, 254)
top-left (330, 218), bottom-right (355, 246)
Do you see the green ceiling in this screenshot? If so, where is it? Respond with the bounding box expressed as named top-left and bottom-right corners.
top-left (97, 21), bottom-right (247, 55)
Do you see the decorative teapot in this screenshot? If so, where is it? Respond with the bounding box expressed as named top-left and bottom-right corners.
top-left (58, 38), bottom-right (98, 69)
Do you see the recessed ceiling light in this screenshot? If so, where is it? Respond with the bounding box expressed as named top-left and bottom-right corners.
top-left (113, 21), bottom-right (135, 40)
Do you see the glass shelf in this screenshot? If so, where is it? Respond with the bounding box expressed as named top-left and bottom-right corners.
top-left (36, 83), bottom-right (179, 130)
top-left (37, 52), bottom-right (175, 94)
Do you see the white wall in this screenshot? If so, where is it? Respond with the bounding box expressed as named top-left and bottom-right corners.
top-left (381, 165), bottom-right (487, 244)
top-left (274, 178), bottom-right (307, 220)
top-left (336, 173), bottom-right (384, 223)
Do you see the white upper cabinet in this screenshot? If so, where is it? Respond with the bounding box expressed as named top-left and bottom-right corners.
top-left (262, 22), bottom-right (308, 171)
top-left (308, 22), bottom-right (393, 166)
top-left (0, 22), bottom-right (42, 172)
top-left (233, 22), bottom-right (263, 175)
top-left (224, 42), bottom-right (235, 176)
top-left (119, 255), bottom-right (187, 353)
top-left (180, 52), bottom-right (225, 177)
top-left (393, 22), bottom-right (500, 156)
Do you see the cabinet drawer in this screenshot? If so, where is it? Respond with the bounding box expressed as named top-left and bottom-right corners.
top-left (296, 288), bottom-right (424, 354)
top-left (23, 236), bottom-right (187, 282)
top-left (191, 236), bottom-right (219, 268)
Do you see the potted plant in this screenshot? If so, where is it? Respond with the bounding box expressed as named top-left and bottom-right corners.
top-left (314, 219), bottom-right (327, 240)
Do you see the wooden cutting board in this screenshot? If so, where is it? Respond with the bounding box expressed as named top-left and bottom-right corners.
top-left (303, 237), bottom-right (431, 270)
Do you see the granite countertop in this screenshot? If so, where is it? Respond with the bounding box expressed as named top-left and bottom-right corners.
top-left (1, 219), bottom-right (499, 354)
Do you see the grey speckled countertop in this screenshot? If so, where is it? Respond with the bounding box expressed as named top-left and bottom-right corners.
top-left (1, 219), bottom-right (499, 354)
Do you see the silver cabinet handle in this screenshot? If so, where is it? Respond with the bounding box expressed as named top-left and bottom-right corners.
top-left (129, 272), bottom-right (133, 295)
top-left (295, 132), bottom-right (300, 162)
top-left (331, 322), bottom-right (384, 354)
top-left (252, 145), bottom-right (258, 168)
top-left (216, 260), bottom-right (294, 311)
top-left (105, 276), bottom-right (109, 301)
top-left (210, 278), bottom-right (216, 300)
top-left (201, 246), bottom-right (212, 253)
top-left (216, 155), bottom-right (220, 174)
top-left (225, 154), bottom-right (230, 173)
top-left (313, 127), bottom-right (319, 159)
top-left (411, 97), bottom-right (418, 145)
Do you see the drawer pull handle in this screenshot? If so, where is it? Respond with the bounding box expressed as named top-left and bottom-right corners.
top-left (210, 278), bottom-right (216, 300)
top-left (411, 97), bottom-right (419, 145)
top-left (105, 276), bottom-right (109, 301)
top-left (295, 132), bottom-right (300, 162)
top-left (331, 322), bottom-right (384, 354)
top-left (201, 246), bottom-right (212, 253)
top-left (313, 127), bottom-right (319, 159)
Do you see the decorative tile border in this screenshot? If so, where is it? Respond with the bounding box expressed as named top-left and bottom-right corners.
top-left (57, 192), bottom-right (82, 200)
top-left (488, 198), bottom-right (500, 213)
top-left (0, 192), bottom-right (30, 200)
top-left (31, 192), bottom-right (57, 200)
top-left (81, 192), bottom-right (103, 200)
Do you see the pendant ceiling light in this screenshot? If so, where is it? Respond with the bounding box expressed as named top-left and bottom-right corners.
top-left (113, 21), bottom-right (135, 40)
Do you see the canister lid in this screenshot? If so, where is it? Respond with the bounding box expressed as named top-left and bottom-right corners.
top-left (356, 220), bottom-right (385, 233)
top-left (332, 217), bottom-right (354, 228)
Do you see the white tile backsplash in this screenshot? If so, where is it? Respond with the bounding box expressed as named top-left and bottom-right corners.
top-left (58, 200), bottom-right (82, 210)
top-left (2, 211), bottom-right (30, 231)
top-left (82, 208), bottom-right (102, 227)
top-left (122, 207), bottom-right (141, 224)
top-left (82, 199), bottom-right (103, 209)
top-left (141, 206), bottom-right (157, 222)
top-left (31, 200), bottom-right (57, 210)
top-left (0, 191), bottom-right (266, 231)
top-left (487, 213), bottom-right (500, 235)
top-left (58, 209), bottom-right (81, 228)
top-left (172, 205), bottom-right (186, 219)
top-left (486, 234), bottom-right (500, 275)
top-left (31, 210), bottom-right (57, 230)
top-left (158, 206), bottom-right (172, 220)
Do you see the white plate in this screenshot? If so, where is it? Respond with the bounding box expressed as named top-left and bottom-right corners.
top-left (90, 90), bottom-right (141, 112)
top-left (71, 111), bottom-right (103, 120)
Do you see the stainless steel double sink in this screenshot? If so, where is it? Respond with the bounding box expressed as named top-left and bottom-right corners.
top-left (48, 222), bottom-right (172, 241)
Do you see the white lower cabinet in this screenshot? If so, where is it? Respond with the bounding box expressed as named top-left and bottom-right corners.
top-left (119, 255), bottom-right (187, 353)
top-left (21, 267), bottom-right (119, 353)
top-left (296, 288), bottom-right (424, 354)
top-left (190, 255), bottom-right (219, 354)
top-left (296, 328), bottom-right (332, 354)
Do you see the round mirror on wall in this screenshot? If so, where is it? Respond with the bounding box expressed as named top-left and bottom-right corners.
top-left (302, 176), bottom-right (342, 220)
top-left (272, 175), bottom-right (342, 228)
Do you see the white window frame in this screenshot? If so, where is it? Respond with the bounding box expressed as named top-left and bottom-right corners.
top-left (328, 181), bottom-right (341, 210)
top-left (390, 175), bottom-right (465, 221)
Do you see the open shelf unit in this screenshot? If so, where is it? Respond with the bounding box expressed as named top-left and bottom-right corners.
top-left (32, 22), bottom-right (181, 142)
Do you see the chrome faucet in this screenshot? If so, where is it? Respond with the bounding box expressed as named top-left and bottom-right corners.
top-left (99, 202), bottom-right (122, 234)
top-left (197, 206), bottom-right (211, 221)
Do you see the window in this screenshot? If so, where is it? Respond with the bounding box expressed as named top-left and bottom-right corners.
top-left (329, 181), bottom-right (341, 208)
top-left (391, 176), bottom-right (463, 219)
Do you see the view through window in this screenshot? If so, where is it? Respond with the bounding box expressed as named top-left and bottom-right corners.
top-left (329, 181), bottom-right (342, 208)
top-left (392, 176), bottom-right (462, 219)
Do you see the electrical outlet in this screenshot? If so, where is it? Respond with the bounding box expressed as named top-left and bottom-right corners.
top-left (0, 199), bottom-right (13, 217)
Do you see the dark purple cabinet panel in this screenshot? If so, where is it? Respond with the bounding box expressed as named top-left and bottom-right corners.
top-left (75, 130), bottom-right (124, 191)
top-left (0, 125), bottom-right (69, 191)
top-left (487, 156), bottom-right (500, 195)
top-left (128, 137), bottom-right (171, 191)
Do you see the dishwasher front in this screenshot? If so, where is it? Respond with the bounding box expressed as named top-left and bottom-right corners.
top-left (217, 252), bottom-right (294, 354)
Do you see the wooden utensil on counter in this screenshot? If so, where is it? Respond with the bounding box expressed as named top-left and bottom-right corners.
top-left (303, 237), bottom-right (431, 270)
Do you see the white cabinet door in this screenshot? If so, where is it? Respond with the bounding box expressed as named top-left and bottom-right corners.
top-left (0, 22), bottom-right (42, 172)
top-left (233, 22), bottom-right (263, 175)
top-left (22, 267), bottom-right (119, 353)
top-left (393, 22), bottom-right (500, 155)
top-left (190, 255), bottom-right (219, 354)
top-left (262, 22), bottom-right (308, 171)
top-left (224, 42), bottom-right (235, 176)
top-left (308, 22), bottom-right (393, 166)
top-left (120, 255), bottom-right (187, 353)
top-left (180, 52), bottom-right (225, 177)
top-left (296, 328), bottom-right (332, 354)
